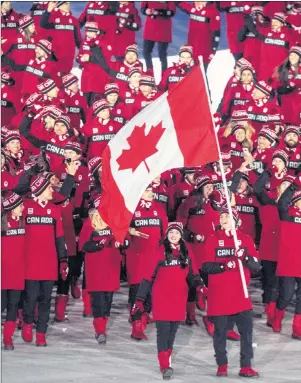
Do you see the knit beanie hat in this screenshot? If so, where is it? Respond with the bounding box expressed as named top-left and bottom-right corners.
top-left (19, 15), bottom-right (34, 30)
top-left (272, 149), bottom-right (289, 167)
top-left (254, 80), bottom-right (272, 96)
top-left (258, 127), bottom-right (278, 144)
top-left (4, 130), bottom-right (21, 145)
top-left (30, 176), bottom-right (51, 197)
top-left (272, 12), bottom-right (286, 24)
top-left (128, 67), bottom-right (142, 78)
top-left (194, 175), bottom-right (211, 190)
top-left (55, 115), bottom-right (71, 131)
top-left (236, 58), bottom-right (252, 68)
top-left (88, 157), bottom-right (102, 175)
top-left (104, 83), bottom-right (119, 96)
top-left (231, 109), bottom-right (248, 122)
top-left (125, 44), bottom-right (138, 56)
top-left (57, 1), bottom-right (67, 8)
top-left (284, 125), bottom-right (300, 137)
top-left (93, 99), bottom-right (109, 115)
top-left (37, 38), bottom-right (52, 55)
top-left (140, 74), bottom-right (155, 87)
top-left (85, 21), bottom-right (99, 33)
top-left (179, 45), bottom-right (193, 56)
top-left (37, 78), bottom-right (56, 94)
top-left (220, 205), bottom-right (241, 226)
top-left (65, 141), bottom-right (82, 154)
top-left (231, 123), bottom-right (246, 135)
top-left (62, 72), bottom-right (78, 88)
top-left (289, 46), bottom-right (301, 57)
top-left (2, 192), bottom-right (23, 211)
top-left (166, 222), bottom-right (184, 236)
top-left (291, 190), bottom-right (301, 205)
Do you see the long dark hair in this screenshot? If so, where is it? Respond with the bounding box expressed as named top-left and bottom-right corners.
top-left (274, 56), bottom-right (300, 84)
top-left (162, 237), bottom-right (189, 269)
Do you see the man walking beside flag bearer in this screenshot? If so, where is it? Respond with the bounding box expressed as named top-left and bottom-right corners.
top-left (98, 60), bottom-right (260, 379)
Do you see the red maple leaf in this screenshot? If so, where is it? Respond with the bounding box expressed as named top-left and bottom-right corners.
top-left (116, 122), bottom-right (165, 172)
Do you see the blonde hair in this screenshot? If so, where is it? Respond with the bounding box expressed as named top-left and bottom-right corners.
top-left (223, 121), bottom-right (255, 142)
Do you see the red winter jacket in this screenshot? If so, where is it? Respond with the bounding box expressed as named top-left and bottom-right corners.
top-left (178, 2), bottom-right (220, 63)
top-left (1, 215), bottom-right (25, 290)
top-left (138, 245), bottom-right (201, 321)
top-left (177, 195), bottom-right (220, 269)
top-left (2, 33), bottom-right (37, 87)
top-left (247, 98), bottom-right (282, 134)
top-left (159, 62), bottom-right (194, 92)
top-left (40, 8), bottom-right (82, 73)
top-left (81, 117), bottom-right (121, 159)
top-left (126, 200), bottom-right (168, 285)
top-left (167, 178), bottom-right (196, 220)
top-left (256, 26), bottom-right (295, 81)
top-left (64, 90), bottom-right (88, 129)
top-left (23, 199), bottom-right (66, 280)
top-left (1, 9), bottom-right (22, 40)
top-left (78, 1), bottom-right (118, 44)
top-left (152, 181), bottom-right (169, 212)
top-left (219, 1), bottom-right (255, 55)
top-left (254, 172), bottom-right (280, 262)
top-left (141, 1), bottom-right (176, 43)
top-left (113, 2), bottom-right (141, 57)
top-left (79, 222), bottom-right (121, 292)
top-left (222, 82), bottom-right (254, 121)
top-left (1, 83), bottom-right (21, 126)
top-left (131, 89), bottom-right (162, 118)
top-left (202, 229), bottom-right (256, 316)
top-left (21, 57), bottom-right (62, 96)
top-left (276, 187), bottom-right (301, 277)
top-left (77, 35), bottom-right (112, 94)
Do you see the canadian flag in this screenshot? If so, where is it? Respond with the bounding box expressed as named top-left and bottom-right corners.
top-left (99, 64), bottom-right (219, 241)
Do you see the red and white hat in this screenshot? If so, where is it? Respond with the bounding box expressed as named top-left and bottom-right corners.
top-left (179, 45), bottom-right (193, 56)
top-left (1, 71), bottom-right (12, 85)
top-left (2, 192), bottom-right (23, 211)
top-left (221, 150), bottom-right (231, 165)
top-left (272, 149), bottom-right (289, 166)
top-left (240, 64), bottom-right (255, 74)
top-left (236, 58), bottom-right (252, 68)
top-left (258, 126), bottom-right (278, 144)
top-left (194, 175), bottom-right (211, 190)
top-left (125, 44), bottom-right (138, 56)
top-left (93, 99), bottom-right (109, 115)
top-left (220, 205), bottom-right (241, 226)
top-left (65, 141), bottom-right (82, 154)
top-left (284, 125), bottom-right (300, 137)
top-left (55, 114), bottom-right (71, 130)
top-left (4, 130), bottom-right (21, 145)
top-left (129, 67), bottom-right (142, 78)
top-left (22, 92), bottom-right (42, 109)
top-left (41, 106), bottom-right (62, 120)
top-left (37, 78), bottom-right (56, 94)
top-left (88, 157), bottom-right (102, 175)
top-left (30, 176), bottom-right (51, 197)
top-left (85, 21), bottom-right (99, 33)
top-left (140, 74), bottom-right (155, 87)
top-left (62, 72), bottom-right (78, 88)
top-left (254, 80), bottom-right (272, 96)
top-left (37, 38), bottom-right (52, 55)
top-left (291, 190), bottom-right (301, 205)
top-left (272, 12), bottom-right (286, 24)
top-left (231, 123), bottom-right (246, 135)
top-left (19, 15), bottom-right (34, 30)
top-left (289, 46), bottom-right (301, 57)
top-left (166, 221), bottom-right (184, 236)
top-left (104, 83), bottom-right (119, 96)
top-left (57, 1), bottom-right (68, 8)
top-left (231, 109), bottom-right (248, 122)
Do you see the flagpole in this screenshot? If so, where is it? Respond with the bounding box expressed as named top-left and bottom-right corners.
top-left (198, 56), bottom-right (249, 299)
